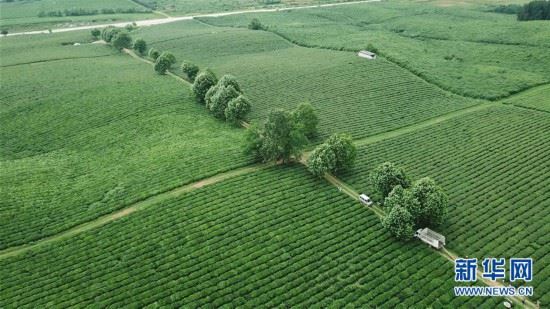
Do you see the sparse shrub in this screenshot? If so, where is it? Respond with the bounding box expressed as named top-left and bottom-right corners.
top-left (248, 18), bottom-right (265, 30)
top-left (91, 29), bottom-right (100, 39)
top-left (181, 62), bottom-right (199, 81)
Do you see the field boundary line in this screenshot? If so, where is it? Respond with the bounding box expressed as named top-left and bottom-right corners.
top-left (126, 0), bottom-right (172, 18)
top-left (0, 54), bottom-right (114, 68)
top-left (3, 0), bottom-right (381, 37)
top-left (0, 164), bottom-right (271, 260)
top-left (504, 102), bottom-right (550, 115)
top-left (352, 101), bottom-right (501, 147)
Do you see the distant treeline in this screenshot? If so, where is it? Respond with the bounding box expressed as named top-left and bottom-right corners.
top-left (488, 4), bottom-right (523, 15)
top-left (37, 8), bottom-right (152, 18)
top-left (489, 1), bottom-right (550, 20)
top-left (518, 0), bottom-right (550, 20)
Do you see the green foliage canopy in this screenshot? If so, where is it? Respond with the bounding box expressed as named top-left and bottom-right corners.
top-left (133, 39), bottom-right (147, 55)
top-left (192, 70), bottom-right (218, 104)
top-left (370, 162), bottom-right (411, 200)
top-left (181, 62), bottom-right (200, 81)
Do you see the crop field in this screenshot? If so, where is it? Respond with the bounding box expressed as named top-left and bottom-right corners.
top-left (0, 31), bottom-right (117, 67)
top-left (137, 20), bottom-right (479, 140)
top-left (0, 34), bottom-right (253, 249)
top-left (1, 0), bottom-right (549, 307)
top-left (340, 105), bottom-right (550, 305)
top-left (0, 166), bottom-right (500, 308)
top-left (504, 84), bottom-right (550, 113)
top-left (0, 0), bottom-right (156, 32)
top-left (201, 1), bottom-right (550, 100)
top-left (133, 0), bottom-right (369, 16)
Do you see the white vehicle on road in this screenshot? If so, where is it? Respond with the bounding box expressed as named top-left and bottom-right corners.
top-left (359, 194), bottom-right (373, 206)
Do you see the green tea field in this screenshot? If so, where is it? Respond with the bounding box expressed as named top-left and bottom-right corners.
top-left (0, 0), bottom-right (548, 307)
top-left (136, 20), bottom-right (479, 140)
top-left (340, 105), bottom-right (550, 305)
top-left (0, 0), bottom-right (156, 32)
top-left (0, 31), bottom-right (253, 248)
top-left (200, 1), bottom-right (550, 99)
top-left (0, 166), bottom-right (501, 308)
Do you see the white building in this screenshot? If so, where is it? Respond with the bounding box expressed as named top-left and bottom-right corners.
top-left (357, 50), bottom-right (376, 60)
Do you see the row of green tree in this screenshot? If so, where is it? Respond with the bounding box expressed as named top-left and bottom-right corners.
top-left (193, 72), bottom-right (252, 124)
top-left (95, 27), bottom-right (251, 125)
top-left (370, 162), bottom-right (448, 240)
top-left (38, 7), bottom-right (151, 17)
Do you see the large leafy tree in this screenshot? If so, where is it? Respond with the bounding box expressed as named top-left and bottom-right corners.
top-left (133, 39), bottom-right (147, 55)
top-left (370, 162), bottom-right (411, 200)
top-left (181, 62), bottom-right (200, 81)
top-left (112, 32), bottom-right (132, 50)
top-left (246, 109), bottom-right (308, 163)
top-left (159, 51), bottom-right (176, 66)
top-left (148, 48), bottom-right (160, 60)
top-left (101, 26), bottom-right (121, 42)
top-left (225, 95), bottom-right (251, 124)
top-left (407, 177), bottom-right (448, 227)
top-left (208, 85), bottom-right (240, 119)
top-left (154, 55), bottom-right (171, 75)
top-left (205, 75), bottom-right (241, 110)
top-left (91, 29), bottom-right (100, 39)
top-left (292, 102), bottom-right (318, 138)
top-left (307, 143), bottom-right (337, 176)
top-left (381, 178), bottom-right (448, 240)
top-left (307, 133), bottom-right (356, 176)
top-left (382, 205), bottom-right (415, 240)
top-left (192, 70), bottom-right (218, 104)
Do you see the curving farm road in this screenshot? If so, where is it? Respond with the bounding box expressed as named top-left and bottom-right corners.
top-left (3, 0), bottom-right (381, 37)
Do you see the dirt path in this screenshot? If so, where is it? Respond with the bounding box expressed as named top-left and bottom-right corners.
top-left (353, 101), bottom-right (501, 147)
top-left (0, 164), bottom-right (269, 260)
top-left (3, 0), bottom-right (381, 37)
